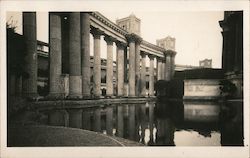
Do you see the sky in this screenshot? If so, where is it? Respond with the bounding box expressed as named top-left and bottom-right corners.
top-left (7, 11), bottom-right (224, 68)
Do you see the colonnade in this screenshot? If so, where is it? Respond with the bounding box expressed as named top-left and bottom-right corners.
top-left (21, 12), bottom-right (176, 99)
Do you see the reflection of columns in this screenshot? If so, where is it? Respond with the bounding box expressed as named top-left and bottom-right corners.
top-left (157, 58), bottom-right (162, 80)
top-left (140, 104), bottom-right (147, 143)
top-left (149, 55), bottom-right (155, 96)
top-left (116, 42), bottom-right (125, 96)
top-left (10, 75), bottom-right (15, 96)
top-left (149, 102), bottom-right (154, 143)
top-left (49, 13), bottom-right (63, 98)
top-left (82, 110), bottom-right (91, 130)
top-left (104, 36), bottom-right (114, 97)
top-left (81, 13), bottom-right (91, 98)
top-left (22, 12), bottom-right (37, 98)
top-left (165, 53), bottom-right (171, 81)
top-left (91, 28), bottom-right (102, 97)
top-left (127, 35), bottom-right (136, 96)
top-left (49, 110), bottom-right (69, 127)
top-left (15, 76), bottom-right (22, 96)
top-left (156, 118), bottom-right (175, 145)
top-left (117, 105), bottom-right (124, 137)
top-left (69, 12), bottom-right (82, 98)
top-left (68, 109), bottom-right (82, 128)
top-left (135, 40), bottom-right (142, 96)
top-left (106, 106), bottom-right (113, 135)
top-left (140, 53), bottom-right (146, 96)
top-left (161, 60), bottom-right (166, 80)
top-left (128, 105), bottom-right (136, 140)
top-left (94, 107), bottom-right (101, 132)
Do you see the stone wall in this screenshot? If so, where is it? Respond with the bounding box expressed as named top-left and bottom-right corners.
top-left (183, 79), bottom-right (221, 100)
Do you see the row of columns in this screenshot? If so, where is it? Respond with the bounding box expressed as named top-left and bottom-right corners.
top-left (21, 12), bottom-right (176, 99)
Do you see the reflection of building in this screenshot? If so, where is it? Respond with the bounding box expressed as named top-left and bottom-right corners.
top-left (199, 59), bottom-right (212, 68)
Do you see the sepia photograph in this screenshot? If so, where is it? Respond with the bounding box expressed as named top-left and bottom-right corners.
top-left (1, 0), bottom-right (249, 158)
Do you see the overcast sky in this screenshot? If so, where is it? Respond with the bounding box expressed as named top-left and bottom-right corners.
top-left (7, 11), bottom-right (224, 68)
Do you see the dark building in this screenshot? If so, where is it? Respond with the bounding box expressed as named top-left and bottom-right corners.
top-left (219, 11), bottom-right (243, 99)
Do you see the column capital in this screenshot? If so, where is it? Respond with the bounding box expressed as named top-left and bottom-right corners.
top-left (104, 35), bottom-right (116, 45)
top-left (148, 54), bottom-right (155, 60)
top-left (125, 33), bottom-right (142, 43)
top-left (140, 52), bottom-right (147, 58)
top-left (116, 41), bottom-right (127, 49)
top-left (90, 26), bottom-right (103, 38)
top-left (156, 57), bottom-right (163, 62)
top-left (164, 50), bottom-right (176, 57)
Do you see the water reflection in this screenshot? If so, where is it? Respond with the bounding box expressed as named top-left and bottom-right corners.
top-left (80, 100), bottom-right (243, 146)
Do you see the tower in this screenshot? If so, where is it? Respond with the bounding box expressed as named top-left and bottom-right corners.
top-left (116, 13), bottom-right (141, 36)
top-left (156, 36), bottom-right (175, 51)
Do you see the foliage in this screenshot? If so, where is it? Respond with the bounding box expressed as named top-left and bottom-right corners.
top-left (219, 79), bottom-right (237, 97)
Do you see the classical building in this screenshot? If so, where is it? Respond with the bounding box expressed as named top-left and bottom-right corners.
top-left (7, 12), bottom-right (177, 99)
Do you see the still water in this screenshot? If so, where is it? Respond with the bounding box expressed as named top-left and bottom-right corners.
top-left (80, 99), bottom-right (243, 146)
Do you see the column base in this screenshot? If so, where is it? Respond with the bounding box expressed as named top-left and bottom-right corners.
top-left (22, 92), bottom-right (39, 100)
top-left (82, 95), bottom-right (91, 100)
top-left (67, 94), bottom-right (83, 100)
top-left (128, 95), bottom-right (137, 98)
top-left (105, 95), bottom-right (116, 99)
top-left (46, 93), bottom-right (65, 100)
top-left (148, 95), bottom-right (156, 98)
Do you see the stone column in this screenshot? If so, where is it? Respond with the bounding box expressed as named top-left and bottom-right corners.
top-left (126, 35), bottom-right (136, 97)
top-left (81, 13), bottom-right (91, 98)
top-left (135, 39), bottom-right (142, 96)
top-left (49, 13), bottom-right (63, 98)
top-left (91, 28), bottom-right (103, 97)
top-left (22, 12), bottom-right (38, 98)
top-left (148, 55), bottom-right (155, 96)
top-left (165, 52), bottom-right (171, 81)
top-left (68, 12), bottom-right (82, 98)
top-left (161, 60), bottom-right (166, 80)
top-left (170, 52), bottom-right (176, 78)
top-left (157, 57), bottom-right (162, 80)
top-left (123, 47), bottom-right (128, 96)
top-left (140, 52), bottom-right (147, 96)
top-left (104, 36), bottom-right (114, 97)
top-left (116, 41), bottom-right (125, 97)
